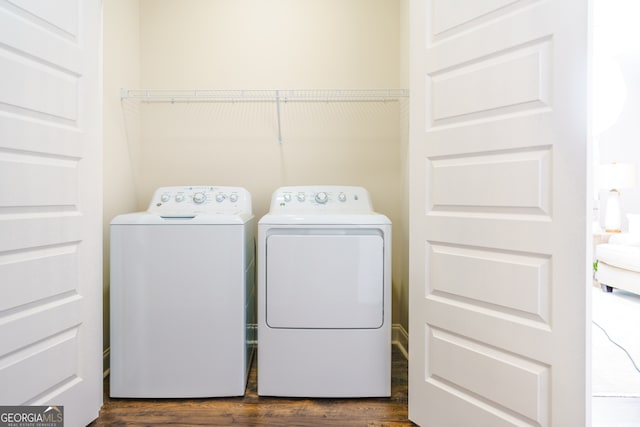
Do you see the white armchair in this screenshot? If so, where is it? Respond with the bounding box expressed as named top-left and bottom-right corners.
top-left (596, 232), bottom-right (640, 295)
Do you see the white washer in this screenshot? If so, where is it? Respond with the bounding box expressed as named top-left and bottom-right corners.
top-left (110, 186), bottom-right (255, 398)
top-left (258, 186), bottom-right (391, 397)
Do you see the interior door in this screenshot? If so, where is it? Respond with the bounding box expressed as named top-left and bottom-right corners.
top-left (409, 1), bottom-right (589, 426)
top-left (0, 0), bottom-right (103, 425)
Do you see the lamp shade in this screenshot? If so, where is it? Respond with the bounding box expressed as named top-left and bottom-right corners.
top-left (598, 162), bottom-right (636, 190)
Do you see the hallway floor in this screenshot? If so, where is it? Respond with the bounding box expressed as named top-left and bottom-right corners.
top-left (593, 397), bottom-right (640, 427)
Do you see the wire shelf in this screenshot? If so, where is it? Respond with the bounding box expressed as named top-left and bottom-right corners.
top-left (120, 88), bottom-right (408, 144)
top-left (121, 88), bottom-right (409, 103)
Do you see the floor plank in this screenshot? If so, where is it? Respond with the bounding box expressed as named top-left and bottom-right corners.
top-left (90, 347), bottom-right (414, 426)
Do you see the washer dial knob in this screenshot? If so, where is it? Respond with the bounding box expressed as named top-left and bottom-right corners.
top-left (338, 192), bottom-right (347, 202)
top-left (283, 193), bottom-right (292, 202)
top-left (229, 193), bottom-right (238, 203)
top-left (297, 192), bottom-right (306, 202)
top-left (315, 191), bottom-right (328, 204)
top-left (160, 193), bottom-right (171, 203)
top-left (193, 192), bottom-right (206, 204)
top-left (215, 193), bottom-right (226, 203)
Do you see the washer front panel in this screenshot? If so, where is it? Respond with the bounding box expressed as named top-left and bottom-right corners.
top-left (110, 221), bottom-right (254, 397)
top-left (266, 230), bottom-right (384, 329)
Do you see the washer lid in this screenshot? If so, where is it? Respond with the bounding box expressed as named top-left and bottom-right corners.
top-left (111, 212), bottom-right (253, 225)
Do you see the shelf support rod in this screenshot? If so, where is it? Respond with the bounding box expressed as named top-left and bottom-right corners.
top-left (275, 90), bottom-right (283, 144)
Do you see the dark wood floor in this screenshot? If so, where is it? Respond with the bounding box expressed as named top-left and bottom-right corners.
top-left (90, 347), bottom-right (414, 426)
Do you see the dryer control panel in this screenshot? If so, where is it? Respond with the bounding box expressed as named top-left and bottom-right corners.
top-left (148, 186), bottom-right (252, 215)
top-left (269, 186), bottom-right (373, 214)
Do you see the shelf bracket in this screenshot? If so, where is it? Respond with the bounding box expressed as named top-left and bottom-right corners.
top-left (275, 90), bottom-right (283, 144)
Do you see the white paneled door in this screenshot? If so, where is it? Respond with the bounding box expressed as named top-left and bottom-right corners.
top-left (0, 0), bottom-right (103, 425)
top-left (409, 0), bottom-right (589, 426)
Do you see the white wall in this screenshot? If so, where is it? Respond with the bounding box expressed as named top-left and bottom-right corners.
top-left (598, 52), bottom-right (640, 229)
top-left (106, 0), bottom-right (410, 337)
top-left (398, 0), bottom-right (410, 333)
top-left (594, 1), bottom-right (640, 231)
top-left (103, 0), bottom-right (141, 360)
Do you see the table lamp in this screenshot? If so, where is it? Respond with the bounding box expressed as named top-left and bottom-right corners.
top-left (598, 162), bottom-right (636, 232)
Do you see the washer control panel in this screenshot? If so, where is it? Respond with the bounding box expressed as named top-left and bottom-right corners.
top-left (269, 186), bottom-right (373, 213)
top-left (148, 186), bottom-right (252, 215)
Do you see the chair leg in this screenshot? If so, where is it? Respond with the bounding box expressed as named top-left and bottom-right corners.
top-left (600, 283), bottom-right (614, 293)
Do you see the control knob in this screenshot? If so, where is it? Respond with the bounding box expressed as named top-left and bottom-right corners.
top-left (175, 193), bottom-right (185, 202)
top-left (338, 192), bottom-right (347, 202)
top-left (193, 192), bottom-right (206, 204)
top-left (315, 191), bottom-right (328, 204)
top-left (229, 193), bottom-right (238, 203)
top-left (297, 192), bottom-right (306, 202)
top-left (160, 193), bottom-right (171, 203)
top-left (215, 193), bottom-right (226, 203)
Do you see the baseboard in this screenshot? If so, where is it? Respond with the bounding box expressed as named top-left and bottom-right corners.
top-left (103, 347), bottom-right (110, 379)
top-left (392, 323), bottom-right (408, 359)
top-left (248, 323), bottom-right (258, 346)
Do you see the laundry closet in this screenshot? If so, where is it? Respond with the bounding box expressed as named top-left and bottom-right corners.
top-left (0, 0), bottom-right (595, 423)
top-left (102, 0), bottom-right (410, 370)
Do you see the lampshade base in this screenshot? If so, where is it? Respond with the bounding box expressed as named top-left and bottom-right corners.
top-left (604, 189), bottom-right (622, 233)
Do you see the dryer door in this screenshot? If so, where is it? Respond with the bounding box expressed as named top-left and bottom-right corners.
top-left (266, 230), bottom-right (384, 329)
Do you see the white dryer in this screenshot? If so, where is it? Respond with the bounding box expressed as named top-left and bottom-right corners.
top-left (258, 186), bottom-right (391, 397)
top-left (110, 186), bottom-right (255, 398)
